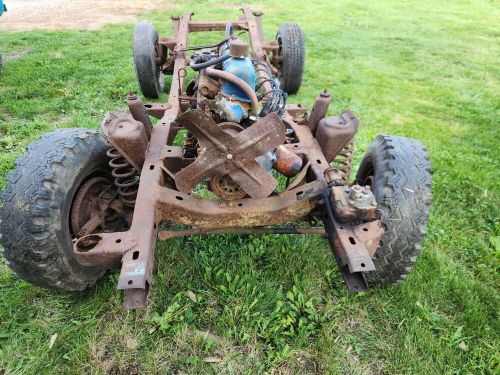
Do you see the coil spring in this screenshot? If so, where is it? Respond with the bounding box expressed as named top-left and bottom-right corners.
top-left (106, 147), bottom-right (138, 208)
top-left (332, 138), bottom-right (355, 184)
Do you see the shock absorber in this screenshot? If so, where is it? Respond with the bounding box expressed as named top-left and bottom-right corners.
top-left (106, 147), bottom-right (139, 208)
top-left (331, 138), bottom-right (355, 184)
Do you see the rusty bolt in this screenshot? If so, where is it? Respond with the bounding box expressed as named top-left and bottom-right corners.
top-left (349, 184), bottom-right (370, 201)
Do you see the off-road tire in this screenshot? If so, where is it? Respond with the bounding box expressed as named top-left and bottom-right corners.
top-left (0, 129), bottom-right (110, 291)
top-left (133, 22), bottom-right (164, 99)
top-left (276, 23), bottom-right (305, 95)
top-left (356, 135), bottom-right (432, 285)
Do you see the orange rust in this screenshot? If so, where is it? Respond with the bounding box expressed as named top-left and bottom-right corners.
top-left (71, 7), bottom-right (379, 309)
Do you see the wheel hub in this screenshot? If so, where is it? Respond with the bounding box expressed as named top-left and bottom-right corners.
top-left (71, 176), bottom-right (126, 238)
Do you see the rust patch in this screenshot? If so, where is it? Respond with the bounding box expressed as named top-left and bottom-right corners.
top-left (68, 6), bottom-right (378, 309)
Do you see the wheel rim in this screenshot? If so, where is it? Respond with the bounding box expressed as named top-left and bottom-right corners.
top-left (154, 43), bottom-right (164, 92)
top-left (362, 167), bottom-right (375, 191)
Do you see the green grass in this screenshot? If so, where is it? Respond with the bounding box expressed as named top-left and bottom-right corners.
top-left (0, 0), bottom-right (499, 373)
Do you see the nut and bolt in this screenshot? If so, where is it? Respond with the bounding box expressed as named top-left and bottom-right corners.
top-left (349, 184), bottom-right (373, 202)
top-left (348, 184), bottom-right (378, 206)
top-left (349, 184), bottom-right (364, 200)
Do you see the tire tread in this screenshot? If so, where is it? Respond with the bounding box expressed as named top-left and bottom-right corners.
top-left (277, 23), bottom-right (305, 95)
top-left (356, 135), bottom-right (432, 284)
top-left (0, 129), bottom-right (107, 291)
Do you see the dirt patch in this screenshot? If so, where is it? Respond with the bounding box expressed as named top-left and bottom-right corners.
top-left (3, 50), bottom-right (29, 61)
top-left (0, 0), bottom-right (174, 31)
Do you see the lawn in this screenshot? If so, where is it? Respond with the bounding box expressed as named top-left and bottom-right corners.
top-left (0, 0), bottom-right (499, 374)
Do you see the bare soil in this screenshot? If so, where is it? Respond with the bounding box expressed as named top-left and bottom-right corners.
top-left (0, 0), bottom-right (173, 31)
